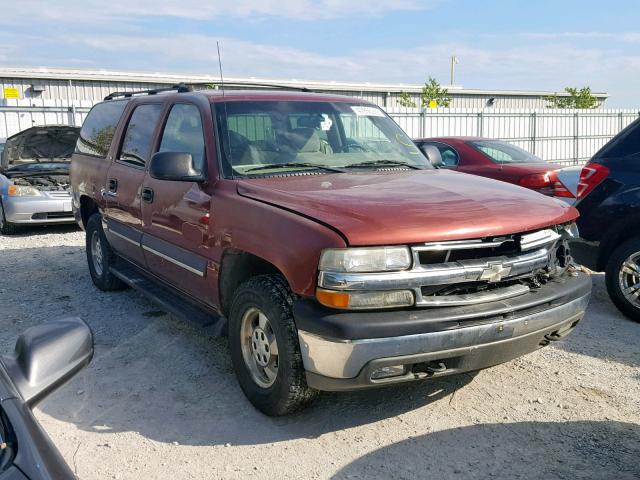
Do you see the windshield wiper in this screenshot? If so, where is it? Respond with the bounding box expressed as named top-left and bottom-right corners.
top-left (245, 162), bottom-right (344, 173)
top-left (345, 159), bottom-right (424, 170)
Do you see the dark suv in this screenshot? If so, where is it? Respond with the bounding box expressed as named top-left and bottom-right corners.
top-left (71, 85), bottom-right (590, 415)
top-left (571, 117), bottom-right (640, 322)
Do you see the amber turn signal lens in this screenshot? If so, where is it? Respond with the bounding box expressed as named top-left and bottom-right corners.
top-left (7, 185), bottom-right (18, 196)
top-left (316, 289), bottom-right (350, 309)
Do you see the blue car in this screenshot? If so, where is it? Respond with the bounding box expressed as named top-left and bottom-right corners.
top-left (571, 117), bottom-right (640, 321)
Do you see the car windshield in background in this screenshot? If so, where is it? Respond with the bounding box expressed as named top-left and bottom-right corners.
top-left (213, 101), bottom-right (428, 177)
top-left (469, 139), bottom-right (544, 164)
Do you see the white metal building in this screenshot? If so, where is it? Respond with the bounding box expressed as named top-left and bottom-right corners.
top-left (0, 66), bottom-right (608, 109)
top-left (0, 66), bottom-right (622, 166)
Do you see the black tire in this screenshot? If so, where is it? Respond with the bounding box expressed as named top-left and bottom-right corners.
top-left (85, 214), bottom-right (127, 291)
top-left (228, 274), bottom-right (318, 416)
top-left (0, 200), bottom-right (18, 235)
top-left (605, 237), bottom-right (640, 323)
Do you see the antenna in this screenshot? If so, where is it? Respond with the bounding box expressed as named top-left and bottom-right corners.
top-left (216, 41), bottom-right (225, 96)
top-left (216, 41), bottom-right (234, 177)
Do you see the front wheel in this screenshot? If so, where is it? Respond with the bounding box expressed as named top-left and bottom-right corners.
top-left (228, 275), bottom-right (318, 416)
top-left (0, 200), bottom-right (18, 235)
top-left (85, 214), bottom-right (127, 291)
top-left (605, 238), bottom-right (640, 322)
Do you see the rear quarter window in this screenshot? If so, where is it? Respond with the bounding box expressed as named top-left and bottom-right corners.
top-left (76, 101), bottom-right (127, 157)
top-left (595, 118), bottom-right (640, 159)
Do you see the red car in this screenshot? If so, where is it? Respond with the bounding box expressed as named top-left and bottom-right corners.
top-left (414, 137), bottom-right (575, 200)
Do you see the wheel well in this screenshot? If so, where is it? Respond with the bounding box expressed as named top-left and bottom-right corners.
top-left (79, 195), bottom-right (99, 229)
top-left (599, 222), bottom-right (640, 270)
top-left (218, 250), bottom-right (285, 317)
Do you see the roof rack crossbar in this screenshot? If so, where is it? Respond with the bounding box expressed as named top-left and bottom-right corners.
top-left (104, 83), bottom-right (192, 100)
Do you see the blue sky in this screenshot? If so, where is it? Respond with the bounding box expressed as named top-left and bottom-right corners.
top-left (1, 0), bottom-right (639, 106)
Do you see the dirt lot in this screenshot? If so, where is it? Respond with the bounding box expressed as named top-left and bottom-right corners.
top-left (1, 226), bottom-right (639, 480)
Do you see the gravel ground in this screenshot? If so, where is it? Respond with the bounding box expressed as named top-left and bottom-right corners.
top-left (1, 226), bottom-right (639, 480)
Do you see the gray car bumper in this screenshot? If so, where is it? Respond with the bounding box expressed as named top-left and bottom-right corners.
top-left (298, 289), bottom-right (590, 391)
top-left (3, 194), bottom-right (75, 225)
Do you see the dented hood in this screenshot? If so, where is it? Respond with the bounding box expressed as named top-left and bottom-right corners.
top-left (1, 125), bottom-right (80, 171)
top-left (237, 169), bottom-right (578, 246)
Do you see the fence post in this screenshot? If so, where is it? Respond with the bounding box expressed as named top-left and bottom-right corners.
top-left (419, 109), bottom-right (425, 138)
top-left (619, 111), bottom-right (624, 131)
top-left (530, 112), bottom-right (537, 155)
top-left (477, 111), bottom-right (484, 137)
top-left (574, 112), bottom-right (579, 165)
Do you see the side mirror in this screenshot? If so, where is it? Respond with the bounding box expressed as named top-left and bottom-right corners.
top-left (149, 152), bottom-right (204, 182)
top-left (421, 145), bottom-right (444, 168)
top-left (1, 318), bottom-right (93, 407)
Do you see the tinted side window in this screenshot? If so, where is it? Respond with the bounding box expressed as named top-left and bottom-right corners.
top-left (158, 104), bottom-right (206, 172)
top-left (119, 104), bottom-right (163, 168)
top-left (76, 101), bottom-right (127, 157)
top-left (422, 142), bottom-right (459, 167)
top-left (596, 119), bottom-right (640, 159)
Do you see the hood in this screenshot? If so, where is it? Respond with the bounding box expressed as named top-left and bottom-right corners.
top-left (237, 169), bottom-right (578, 245)
top-left (2, 126), bottom-right (80, 171)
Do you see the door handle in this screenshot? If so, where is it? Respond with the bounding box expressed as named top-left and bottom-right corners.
top-left (142, 187), bottom-right (154, 203)
top-left (108, 178), bottom-right (118, 192)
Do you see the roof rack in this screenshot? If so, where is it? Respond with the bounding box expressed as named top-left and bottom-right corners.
top-left (104, 83), bottom-right (192, 101)
top-left (189, 81), bottom-right (311, 93)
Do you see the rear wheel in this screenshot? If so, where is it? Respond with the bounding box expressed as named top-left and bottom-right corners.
top-left (605, 238), bottom-right (640, 322)
top-left (85, 214), bottom-right (127, 291)
top-left (0, 200), bottom-right (18, 235)
top-left (228, 275), bottom-right (318, 416)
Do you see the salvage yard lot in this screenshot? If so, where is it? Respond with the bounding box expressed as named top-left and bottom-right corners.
top-left (1, 227), bottom-right (639, 480)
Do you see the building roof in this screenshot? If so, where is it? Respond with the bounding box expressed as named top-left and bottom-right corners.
top-left (0, 66), bottom-right (609, 99)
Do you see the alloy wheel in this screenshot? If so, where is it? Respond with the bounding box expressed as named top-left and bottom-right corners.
top-left (91, 230), bottom-right (104, 276)
top-left (618, 251), bottom-right (640, 307)
top-left (240, 307), bottom-right (279, 388)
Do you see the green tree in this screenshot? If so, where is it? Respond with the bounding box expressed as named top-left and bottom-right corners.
top-left (420, 77), bottom-right (451, 108)
top-left (546, 87), bottom-right (599, 109)
top-left (398, 91), bottom-right (417, 108)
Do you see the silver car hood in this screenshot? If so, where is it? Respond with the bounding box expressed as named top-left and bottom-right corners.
top-left (1, 126), bottom-right (80, 171)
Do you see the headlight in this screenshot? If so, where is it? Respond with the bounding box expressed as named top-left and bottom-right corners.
top-left (316, 288), bottom-right (414, 310)
top-left (319, 246), bottom-right (411, 273)
top-left (561, 222), bottom-right (579, 239)
top-left (8, 185), bottom-right (42, 197)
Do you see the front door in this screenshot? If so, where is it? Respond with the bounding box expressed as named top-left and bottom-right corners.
top-left (103, 103), bottom-right (163, 267)
top-left (140, 102), bottom-right (215, 304)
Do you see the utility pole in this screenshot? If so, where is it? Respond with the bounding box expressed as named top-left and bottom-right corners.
top-left (450, 55), bottom-right (459, 85)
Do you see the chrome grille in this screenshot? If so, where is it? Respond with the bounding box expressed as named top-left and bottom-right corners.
top-left (318, 228), bottom-right (565, 308)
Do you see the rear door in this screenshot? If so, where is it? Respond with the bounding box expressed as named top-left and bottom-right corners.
top-left (140, 101), bottom-right (215, 303)
top-left (103, 102), bottom-right (163, 266)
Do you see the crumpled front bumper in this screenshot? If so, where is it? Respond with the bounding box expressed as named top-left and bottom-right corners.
top-left (295, 271), bottom-right (591, 391)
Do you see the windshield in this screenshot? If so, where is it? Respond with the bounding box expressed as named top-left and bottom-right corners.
top-left (469, 140), bottom-right (544, 164)
top-left (213, 101), bottom-right (428, 177)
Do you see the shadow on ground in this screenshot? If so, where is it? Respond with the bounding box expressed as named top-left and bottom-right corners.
top-left (1, 223), bottom-right (80, 239)
top-left (333, 421), bottom-right (640, 479)
top-left (555, 273), bottom-right (639, 368)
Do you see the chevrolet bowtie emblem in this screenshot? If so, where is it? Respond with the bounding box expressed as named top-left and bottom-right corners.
top-left (479, 263), bottom-right (512, 283)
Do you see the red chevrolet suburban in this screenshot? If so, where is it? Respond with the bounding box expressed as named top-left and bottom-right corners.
top-left (70, 86), bottom-right (591, 415)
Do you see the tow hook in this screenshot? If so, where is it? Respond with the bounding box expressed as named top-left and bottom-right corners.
top-left (544, 331), bottom-right (563, 342)
top-left (425, 361), bottom-right (447, 374)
